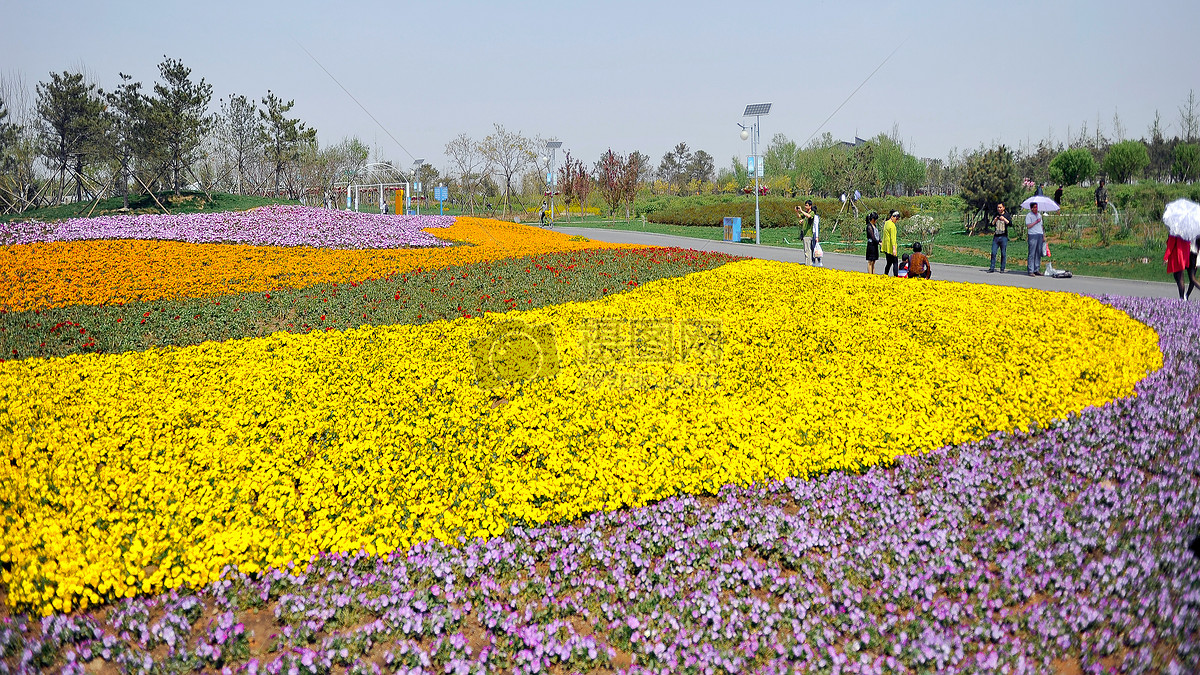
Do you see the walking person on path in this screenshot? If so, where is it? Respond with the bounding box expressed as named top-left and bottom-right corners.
top-left (865, 212), bottom-right (881, 274)
top-left (988, 203), bottom-right (1011, 273)
top-left (1165, 234), bottom-right (1199, 300)
top-left (1026, 202), bottom-right (1046, 276)
top-left (882, 210), bottom-right (901, 276)
top-left (1053, 185), bottom-right (1063, 206)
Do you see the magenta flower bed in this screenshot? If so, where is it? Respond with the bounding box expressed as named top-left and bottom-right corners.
top-left (1, 206), bottom-right (454, 249)
top-left (2, 295), bottom-right (1197, 675)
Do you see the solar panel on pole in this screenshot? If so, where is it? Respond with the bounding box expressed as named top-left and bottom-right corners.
top-left (741, 103), bottom-right (772, 244)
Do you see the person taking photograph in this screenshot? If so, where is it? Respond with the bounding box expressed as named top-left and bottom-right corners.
top-left (796, 201), bottom-right (820, 265)
top-left (988, 203), bottom-right (1010, 273)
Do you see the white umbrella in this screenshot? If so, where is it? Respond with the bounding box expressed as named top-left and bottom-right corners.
top-left (1020, 195), bottom-right (1060, 212)
top-left (1163, 198), bottom-right (1200, 241)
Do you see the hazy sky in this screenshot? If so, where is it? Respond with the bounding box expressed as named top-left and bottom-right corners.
top-left (5, 0), bottom-right (1199, 174)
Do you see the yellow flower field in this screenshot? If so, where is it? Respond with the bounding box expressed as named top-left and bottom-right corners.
top-left (0, 260), bottom-right (1161, 614)
top-left (0, 217), bottom-right (642, 311)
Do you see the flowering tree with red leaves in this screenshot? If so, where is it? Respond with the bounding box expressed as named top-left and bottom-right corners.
top-left (597, 149), bottom-right (624, 217)
top-left (571, 158), bottom-right (592, 218)
top-left (556, 151), bottom-right (577, 221)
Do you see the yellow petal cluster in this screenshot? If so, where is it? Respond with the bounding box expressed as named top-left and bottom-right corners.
top-left (0, 217), bottom-right (644, 311)
top-left (0, 260), bottom-right (1160, 614)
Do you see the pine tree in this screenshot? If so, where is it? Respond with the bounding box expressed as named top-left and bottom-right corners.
top-left (960, 146), bottom-right (1022, 234)
top-left (146, 57), bottom-right (212, 194)
top-left (105, 73), bottom-right (145, 209)
top-left (260, 91), bottom-right (316, 198)
top-left (35, 71), bottom-right (106, 203)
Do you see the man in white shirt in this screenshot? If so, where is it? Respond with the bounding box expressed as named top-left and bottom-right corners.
top-left (1026, 202), bottom-right (1045, 276)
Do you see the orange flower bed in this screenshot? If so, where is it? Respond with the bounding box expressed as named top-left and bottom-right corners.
top-left (0, 217), bottom-right (644, 311)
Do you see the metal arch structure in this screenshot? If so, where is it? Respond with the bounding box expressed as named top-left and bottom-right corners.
top-left (340, 162), bottom-right (412, 212)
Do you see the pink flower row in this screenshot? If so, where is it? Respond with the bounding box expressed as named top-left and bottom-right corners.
top-left (4, 206), bottom-right (455, 249)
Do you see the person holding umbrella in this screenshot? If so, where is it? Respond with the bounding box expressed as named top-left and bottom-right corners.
top-left (1020, 195), bottom-right (1059, 276)
top-left (1163, 199), bottom-right (1200, 300)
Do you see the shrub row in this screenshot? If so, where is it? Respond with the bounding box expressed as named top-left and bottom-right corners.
top-left (1048, 182), bottom-right (1200, 213)
top-left (646, 197), bottom-right (924, 229)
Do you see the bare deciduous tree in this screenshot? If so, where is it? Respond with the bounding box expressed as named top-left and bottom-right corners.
top-left (1111, 109), bottom-right (1126, 143)
top-left (596, 149), bottom-right (624, 216)
top-left (445, 133), bottom-right (487, 215)
top-left (572, 157), bottom-right (591, 218)
top-left (216, 94), bottom-right (261, 195)
top-left (0, 72), bottom-right (41, 213)
top-left (621, 152), bottom-right (645, 220)
top-left (480, 123), bottom-right (534, 213)
top-left (556, 150), bottom-right (577, 221)
top-left (1180, 89), bottom-right (1199, 144)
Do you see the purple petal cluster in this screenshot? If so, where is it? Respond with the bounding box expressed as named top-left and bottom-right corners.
top-left (1, 295), bottom-right (1198, 674)
top-left (1, 206), bottom-right (454, 249)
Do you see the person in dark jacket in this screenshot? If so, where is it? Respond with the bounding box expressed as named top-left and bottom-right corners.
top-left (988, 203), bottom-right (1010, 273)
top-left (1095, 179), bottom-right (1108, 213)
top-left (865, 212), bottom-right (881, 274)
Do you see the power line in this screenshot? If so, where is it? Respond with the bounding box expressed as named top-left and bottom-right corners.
top-left (805, 37), bottom-right (910, 145)
top-left (293, 38), bottom-right (417, 163)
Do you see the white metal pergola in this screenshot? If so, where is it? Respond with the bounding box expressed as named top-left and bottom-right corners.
top-left (339, 162), bottom-right (413, 213)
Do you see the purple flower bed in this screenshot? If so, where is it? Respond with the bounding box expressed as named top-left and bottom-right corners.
top-left (2, 295), bottom-right (1198, 675)
top-left (0, 206), bottom-right (455, 249)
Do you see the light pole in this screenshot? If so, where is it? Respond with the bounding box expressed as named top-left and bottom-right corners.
top-left (544, 141), bottom-right (562, 223)
top-left (739, 103), bottom-right (772, 244)
top-left (411, 159), bottom-right (425, 215)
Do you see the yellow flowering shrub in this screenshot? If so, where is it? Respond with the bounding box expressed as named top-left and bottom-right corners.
top-left (0, 217), bottom-right (643, 311)
top-left (0, 260), bottom-right (1161, 614)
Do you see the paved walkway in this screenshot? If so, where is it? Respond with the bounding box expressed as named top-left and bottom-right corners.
top-left (552, 226), bottom-right (1181, 299)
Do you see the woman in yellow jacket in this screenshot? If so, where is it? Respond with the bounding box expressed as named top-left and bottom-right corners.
top-left (881, 210), bottom-right (900, 276)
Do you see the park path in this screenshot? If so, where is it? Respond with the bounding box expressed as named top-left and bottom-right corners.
top-left (552, 226), bottom-right (1181, 300)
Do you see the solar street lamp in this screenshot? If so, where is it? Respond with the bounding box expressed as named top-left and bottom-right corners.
top-left (740, 102), bottom-right (771, 244)
top-left (411, 159), bottom-right (424, 215)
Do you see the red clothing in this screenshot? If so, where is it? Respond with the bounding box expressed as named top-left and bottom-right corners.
top-left (1165, 235), bottom-right (1191, 274)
